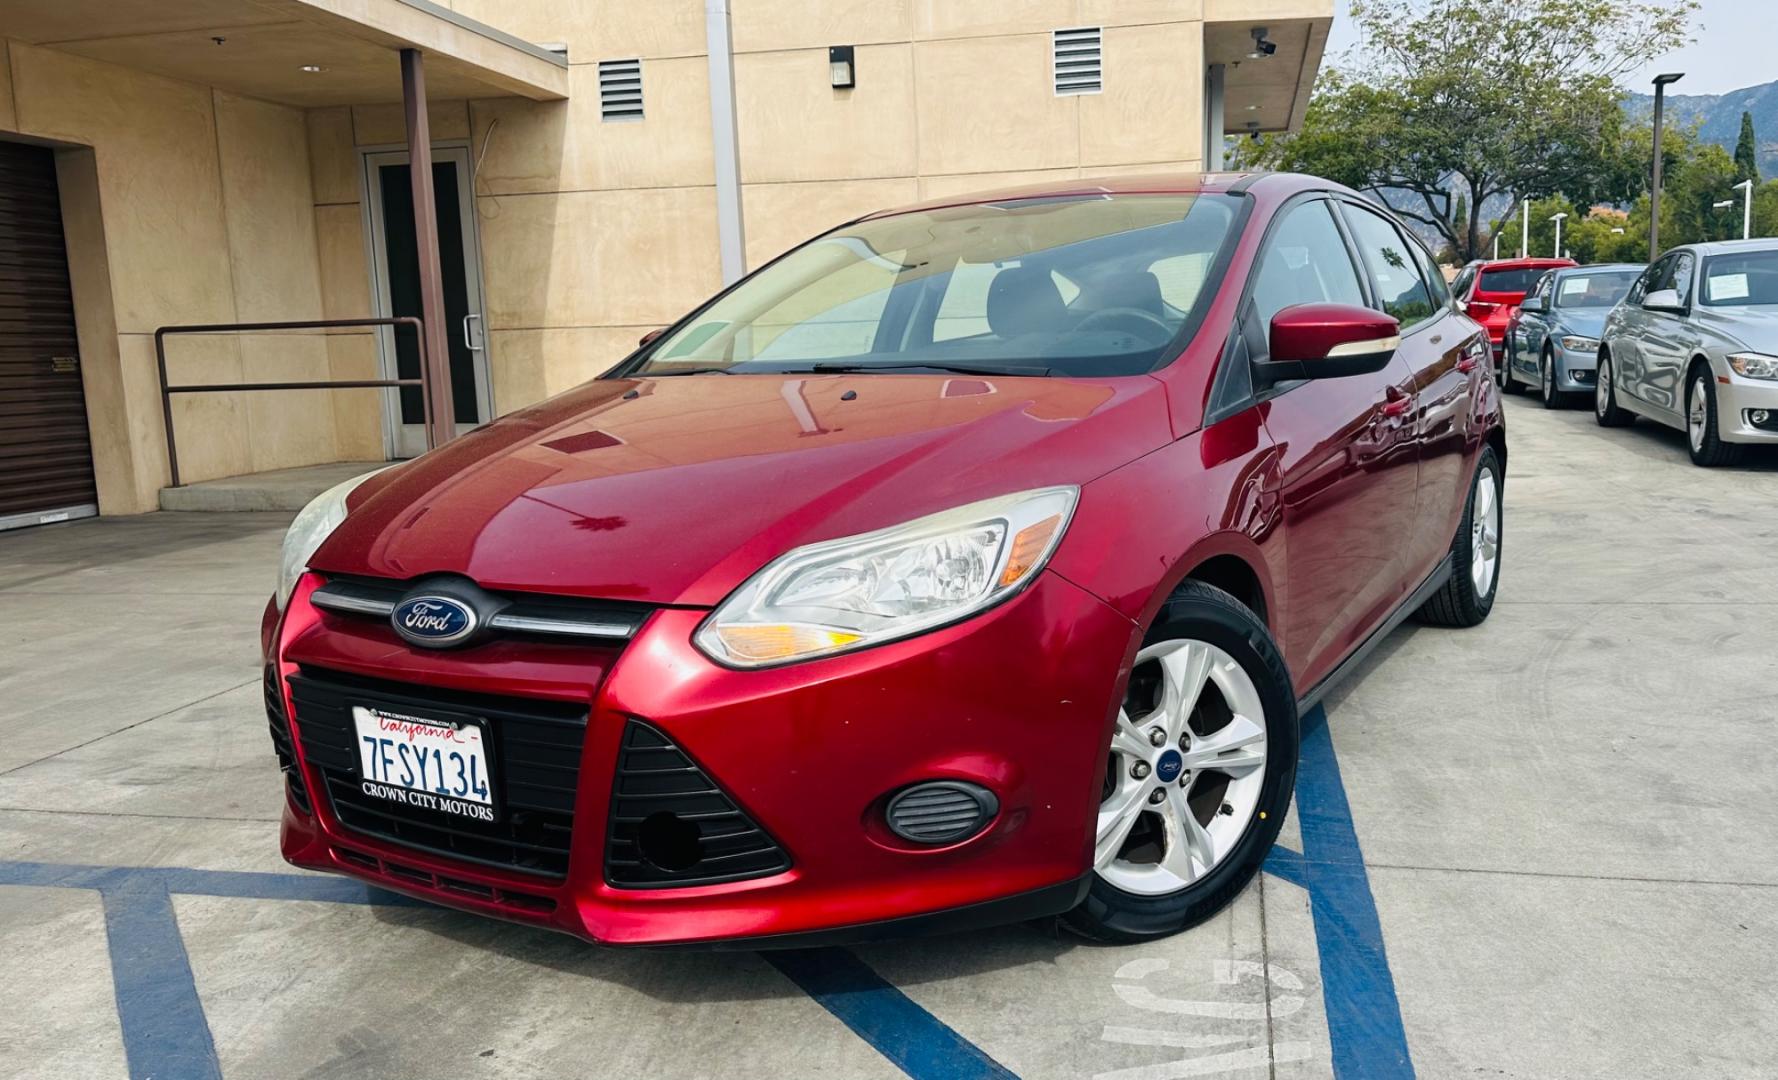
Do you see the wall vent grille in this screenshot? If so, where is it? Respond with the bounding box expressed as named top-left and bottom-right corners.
top-left (599, 59), bottom-right (644, 121)
top-left (1053, 28), bottom-right (1103, 96)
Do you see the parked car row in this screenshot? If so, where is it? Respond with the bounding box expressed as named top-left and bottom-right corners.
top-left (1471, 239), bottom-right (1778, 466)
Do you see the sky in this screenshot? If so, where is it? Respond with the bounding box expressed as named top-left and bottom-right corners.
top-left (1321, 0), bottom-right (1775, 97)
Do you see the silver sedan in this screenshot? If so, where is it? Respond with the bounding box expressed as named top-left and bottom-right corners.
top-left (1597, 239), bottom-right (1778, 465)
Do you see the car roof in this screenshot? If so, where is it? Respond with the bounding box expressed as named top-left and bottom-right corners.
top-left (1667, 237), bottom-right (1778, 257)
top-left (856, 170), bottom-right (1354, 220)
top-left (1549, 263), bottom-right (1645, 274)
top-left (1478, 258), bottom-right (1576, 270)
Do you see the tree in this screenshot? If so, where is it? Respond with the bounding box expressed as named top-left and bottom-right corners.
top-left (1241, 0), bottom-right (1697, 261)
top-left (1667, 142), bottom-right (1741, 243)
top-left (1734, 111), bottom-right (1760, 183)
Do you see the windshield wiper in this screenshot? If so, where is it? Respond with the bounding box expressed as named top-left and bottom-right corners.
top-left (637, 366), bottom-right (734, 377)
top-left (801, 361), bottom-right (1052, 378)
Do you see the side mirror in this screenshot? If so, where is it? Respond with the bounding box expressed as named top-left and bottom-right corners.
top-left (1642, 288), bottom-right (1684, 313)
top-left (638, 328), bottom-right (667, 347)
top-left (1519, 296), bottom-right (1545, 314)
top-left (1256, 303), bottom-right (1402, 384)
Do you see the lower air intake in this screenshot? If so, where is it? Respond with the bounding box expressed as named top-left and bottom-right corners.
top-left (605, 720), bottom-right (790, 888)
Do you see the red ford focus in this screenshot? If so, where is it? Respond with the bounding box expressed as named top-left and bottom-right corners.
top-left (263, 172), bottom-right (1504, 947)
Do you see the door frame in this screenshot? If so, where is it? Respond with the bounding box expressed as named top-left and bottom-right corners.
top-left (357, 141), bottom-right (494, 459)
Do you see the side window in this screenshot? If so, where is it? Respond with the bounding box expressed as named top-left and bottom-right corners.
top-left (1647, 255), bottom-right (1676, 294)
top-left (1409, 241), bottom-right (1450, 308)
top-left (1626, 265), bottom-right (1652, 304)
top-left (1670, 253), bottom-right (1695, 307)
top-left (1249, 200), bottom-right (1366, 334)
top-left (1343, 205), bottom-right (1438, 331)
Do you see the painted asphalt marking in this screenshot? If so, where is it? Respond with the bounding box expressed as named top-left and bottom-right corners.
top-left (0, 705), bottom-right (1411, 1079)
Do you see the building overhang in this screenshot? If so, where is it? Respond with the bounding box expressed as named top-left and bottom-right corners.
top-left (0, 0), bottom-right (568, 106)
top-left (1204, 0), bottom-right (1333, 136)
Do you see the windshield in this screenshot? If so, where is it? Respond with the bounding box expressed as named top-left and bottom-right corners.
top-left (1478, 267), bottom-right (1543, 297)
top-left (1555, 270), bottom-right (1639, 309)
top-left (1700, 250), bottom-right (1778, 306)
top-left (624, 194), bottom-right (1241, 378)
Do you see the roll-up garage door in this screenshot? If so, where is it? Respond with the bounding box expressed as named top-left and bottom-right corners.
top-left (0, 140), bottom-right (97, 531)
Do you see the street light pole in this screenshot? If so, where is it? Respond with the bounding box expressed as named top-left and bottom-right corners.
top-left (1493, 232), bottom-right (1500, 260)
top-left (1521, 197), bottom-right (1531, 259)
top-left (1550, 212), bottom-right (1567, 258)
top-left (1650, 72), bottom-right (1684, 258)
top-left (1735, 178), bottom-right (1755, 239)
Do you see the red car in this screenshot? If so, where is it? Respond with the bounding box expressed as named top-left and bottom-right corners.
top-left (263, 173), bottom-right (1505, 947)
top-left (1452, 257), bottom-right (1576, 375)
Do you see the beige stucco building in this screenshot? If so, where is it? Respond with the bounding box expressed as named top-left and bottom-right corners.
top-left (0, 0), bottom-right (1330, 527)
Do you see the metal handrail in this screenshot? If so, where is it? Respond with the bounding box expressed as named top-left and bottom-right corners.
top-left (154, 317), bottom-right (432, 489)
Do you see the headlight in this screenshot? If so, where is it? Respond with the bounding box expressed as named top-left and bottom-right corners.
top-left (1727, 352), bottom-right (1778, 380)
top-left (276, 469), bottom-right (386, 610)
top-left (1559, 335), bottom-right (1599, 354)
top-left (695, 487), bottom-right (1078, 667)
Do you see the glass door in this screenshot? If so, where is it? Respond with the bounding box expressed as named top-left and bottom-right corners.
top-left (363, 147), bottom-right (491, 458)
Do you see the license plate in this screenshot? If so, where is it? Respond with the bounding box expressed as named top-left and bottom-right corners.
top-left (352, 705), bottom-right (496, 822)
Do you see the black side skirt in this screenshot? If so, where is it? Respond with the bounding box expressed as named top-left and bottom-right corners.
top-left (1295, 554), bottom-right (1453, 715)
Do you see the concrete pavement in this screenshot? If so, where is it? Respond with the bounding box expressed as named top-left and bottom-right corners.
top-left (0, 396), bottom-right (1773, 1079)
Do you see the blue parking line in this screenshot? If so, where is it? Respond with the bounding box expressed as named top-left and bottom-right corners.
top-left (0, 703), bottom-right (1411, 1080)
top-left (1287, 705), bottom-right (1416, 1079)
top-left (101, 881), bottom-right (222, 1080)
top-left (767, 948), bottom-right (1018, 1080)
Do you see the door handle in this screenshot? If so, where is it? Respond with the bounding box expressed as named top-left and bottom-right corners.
top-left (1382, 387), bottom-right (1413, 418)
top-left (1456, 356), bottom-right (1479, 374)
top-left (462, 313), bottom-right (483, 352)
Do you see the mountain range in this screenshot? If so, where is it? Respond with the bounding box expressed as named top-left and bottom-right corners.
top-left (1623, 77), bottom-right (1778, 179)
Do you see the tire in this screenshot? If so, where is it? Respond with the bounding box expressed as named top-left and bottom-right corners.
top-left (1500, 350), bottom-right (1520, 394)
top-left (1539, 348), bottom-right (1566, 409)
top-left (1415, 445), bottom-right (1502, 628)
top-left (1686, 365), bottom-right (1745, 467)
top-left (1594, 354), bottom-right (1633, 427)
top-left (1064, 580), bottom-right (1298, 944)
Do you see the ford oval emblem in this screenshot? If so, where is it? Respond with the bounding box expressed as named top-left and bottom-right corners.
top-left (391, 595), bottom-right (478, 647)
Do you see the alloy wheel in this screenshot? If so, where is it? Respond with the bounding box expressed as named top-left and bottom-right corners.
top-left (1688, 375), bottom-right (1708, 453)
top-left (1596, 361), bottom-right (1611, 414)
top-left (1098, 639), bottom-right (1268, 896)
top-left (1470, 465), bottom-right (1501, 596)
top-left (1542, 355), bottom-right (1553, 402)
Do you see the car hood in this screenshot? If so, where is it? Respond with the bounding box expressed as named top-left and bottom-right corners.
top-left (1553, 309), bottom-right (1609, 338)
top-left (1694, 305), bottom-right (1778, 352)
top-left (312, 373), bottom-right (1171, 607)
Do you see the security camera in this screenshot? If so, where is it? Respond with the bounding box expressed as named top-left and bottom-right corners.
top-left (1248, 27), bottom-right (1276, 59)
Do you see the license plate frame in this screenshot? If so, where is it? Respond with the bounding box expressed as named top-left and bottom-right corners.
top-left (350, 703), bottom-right (499, 824)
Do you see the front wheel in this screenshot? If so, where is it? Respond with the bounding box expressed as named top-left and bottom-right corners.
top-left (1064, 581), bottom-right (1297, 943)
top-left (1686, 367), bottom-right (1745, 467)
top-left (1415, 444), bottom-right (1502, 627)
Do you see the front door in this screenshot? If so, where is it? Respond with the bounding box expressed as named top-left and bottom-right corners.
top-left (1634, 251), bottom-right (1695, 418)
top-left (363, 147), bottom-right (491, 458)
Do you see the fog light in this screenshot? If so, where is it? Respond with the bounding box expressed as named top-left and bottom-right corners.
top-left (885, 781), bottom-right (998, 845)
top-left (1751, 409), bottom-right (1771, 424)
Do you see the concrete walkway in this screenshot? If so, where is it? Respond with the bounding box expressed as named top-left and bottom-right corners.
top-left (2, 397), bottom-right (1775, 1079)
top-left (158, 462), bottom-right (387, 512)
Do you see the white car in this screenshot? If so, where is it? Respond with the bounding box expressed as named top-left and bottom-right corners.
top-left (1597, 239), bottom-right (1778, 466)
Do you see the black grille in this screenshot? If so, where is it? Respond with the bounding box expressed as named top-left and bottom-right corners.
top-left (263, 667), bottom-right (310, 813)
top-left (605, 720), bottom-right (790, 888)
top-left (287, 667), bottom-right (588, 878)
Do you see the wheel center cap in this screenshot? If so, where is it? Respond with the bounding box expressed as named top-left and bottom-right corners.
top-left (1155, 749), bottom-right (1184, 784)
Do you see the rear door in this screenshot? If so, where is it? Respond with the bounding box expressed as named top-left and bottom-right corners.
top-left (1248, 197), bottom-right (1420, 691)
top-left (0, 141), bottom-right (98, 531)
top-left (1339, 201), bottom-right (1481, 586)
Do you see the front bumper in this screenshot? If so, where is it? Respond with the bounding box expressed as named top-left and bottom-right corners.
top-left (1551, 344), bottom-right (1598, 393)
top-left (273, 569), bottom-right (1136, 946)
top-left (1717, 372), bottom-right (1778, 444)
